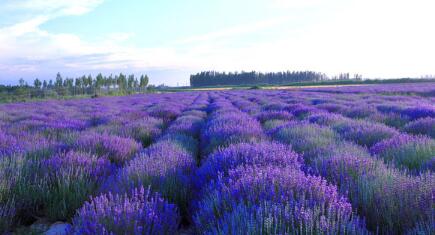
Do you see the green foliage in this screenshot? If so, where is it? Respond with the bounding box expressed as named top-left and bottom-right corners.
top-left (0, 72), bottom-right (151, 103)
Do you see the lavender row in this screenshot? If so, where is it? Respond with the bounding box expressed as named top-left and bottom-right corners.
top-left (70, 94), bottom-right (210, 234)
top-left (235, 89), bottom-right (434, 173)
top-left (192, 95), bottom-right (368, 234)
top-left (0, 93), bottom-right (199, 233)
top-left (231, 93), bottom-right (434, 234)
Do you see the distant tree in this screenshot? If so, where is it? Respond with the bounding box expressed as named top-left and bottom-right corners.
top-left (354, 74), bottom-right (363, 81)
top-left (19, 78), bottom-right (26, 87)
top-left (33, 78), bottom-right (42, 89)
top-left (55, 73), bottom-right (63, 87)
top-left (338, 73), bottom-right (350, 80)
top-left (127, 74), bottom-right (135, 89)
top-left (118, 73), bottom-right (127, 92)
top-left (140, 75), bottom-right (149, 88)
top-left (42, 80), bottom-right (47, 89)
top-left (190, 71), bottom-right (329, 87)
top-left (75, 78), bottom-right (82, 88)
top-left (87, 75), bottom-right (93, 88)
top-left (95, 73), bottom-right (103, 89)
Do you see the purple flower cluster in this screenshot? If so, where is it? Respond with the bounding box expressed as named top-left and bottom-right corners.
top-left (230, 89), bottom-right (434, 233)
top-left (401, 105), bottom-right (435, 120)
top-left (104, 140), bottom-right (196, 213)
top-left (200, 107), bottom-right (264, 156)
top-left (194, 165), bottom-right (367, 234)
top-left (166, 114), bottom-right (204, 138)
top-left (195, 141), bottom-right (301, 191)
top-left (370, 134), bottom-right (435, 171)
top-left (100, 116), bottom-right (164, 147)
top-left (404, 117), bottom-right (435, 138)
top-left (332, 119), bottom-right (399, 147)
top-left (71, 186), bottom-right (179, 235)
top-left (74, 131), bottom-right (141, 165)
top-left (41, 151), bottom-right (114, 220)
top-left (271, 121), bottom-right (338, 162)
top-left (255, 110), bottom-right (294, 123)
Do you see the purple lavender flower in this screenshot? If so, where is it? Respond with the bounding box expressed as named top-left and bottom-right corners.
top-left (74, 131), bottom-right (141, 165)
top-left (370, 134), bottom-right (435, 171)
top-left (72, 186), bottom-right (180, 235)
top-left (401, 106), bottom-right (435, 120)
top-left (104, 140), bottom-right (196, 215)
top-left (200, 110), bottom-right (264, 155)
top-left (332, 119), bottom-right (399, 148)
top-left (101, 116), bottom-right (164, 147)
top-left (404, 117), bottom-right (435, 138)
top-left (271, 121), bottom-right (338, 162)
top-left (255, 110), bottom-right (294, 123)
top-left (194, 165), bottom-right (362, 234)
top-left (195, 142), bottom-right (301, 190)
top-left (166, 115), bottom-right (204, 138)
top-left (41, 151), bottom-right (114, 221)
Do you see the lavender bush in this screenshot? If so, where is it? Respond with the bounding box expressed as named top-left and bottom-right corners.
top-left (71, 187), bottom-right (180, 235)
top-left (41, 151), bottom-right (113, 221)
top-left (104, 140), bottom-right (196, 215)
top-left (403, 117), bottom-right (435, 138)
top-left (370, 134), bottom-right (435, 171)
top-left (74, 131), bottom-right (141, 165)
top-left (194, 166), bottom-right (367, 234)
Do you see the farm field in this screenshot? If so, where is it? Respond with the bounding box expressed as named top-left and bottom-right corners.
top-left (0, 82), bottom-right (434, 234)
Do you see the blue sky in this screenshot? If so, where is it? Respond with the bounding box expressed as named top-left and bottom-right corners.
top-left (0, 0), bottom-right (434, 85)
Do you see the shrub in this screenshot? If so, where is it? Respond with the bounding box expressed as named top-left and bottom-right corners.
top-left (148, 103), bottom-right (183, 121)
top-left (403, 117), bottom-right (435, 138)
top-left (201, 110), bottom-right (264, 156)
top-left (261, 102), bottom-right (288, 111)
top-left (182, 110), bottom-right (207, 119)
top-left (271, 121), bottom-right (337, 162)
top-left (158, 133), bottom-right (199, 157)
top-left (74, 131), bottom-right (141, 165)
top-left (166, 115), bottom-right (204, 137)
top-left (42, 151), bottom-right (113, 221)
top-left (314, 150), bottom-right (434, 233)
top-left (344, 105), bottom-right (377, 119)
top-left (194, 166), bottom-right (366, 234)
top-left (332, 119), bottom-right (399, 148)
top-left (0, 155), bottom-right (48, 225)
top-left (308, 112), bottom-right (346, 126)
top-left (104, 140), bottom-right (196, 215)
top-left (401, 106), bottom-right (435, 120)
top-left (354, 169), bottom-right (434, 233)
top-left (72, 187), bottom-right (180, 235)
top-left (285, 104), bottom-right (322, 119)
top-left (377, 112), bottom-right (410, 128)
top-left (205, 201), bottom-right (368, 235)
top-left (255, 110), bottom-right (293, 123)
top-left (195, 142), bottom-right (301, 190)
top-left (262, 119), bottom-right (287, 131)
top-left (370, 134), bottom-right (435, 172)
top-left (99, 116), bottom-right (163, 147)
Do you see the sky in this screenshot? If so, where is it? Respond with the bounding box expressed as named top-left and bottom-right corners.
top-left (0, 0), bottom-right (434, 86)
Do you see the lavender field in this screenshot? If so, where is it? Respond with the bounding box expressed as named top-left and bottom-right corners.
top-left (0, 83), bottom-right (434, 235)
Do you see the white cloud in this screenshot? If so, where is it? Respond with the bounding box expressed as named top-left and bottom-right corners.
top-left (1, 0), bottom-right (435, 85)
top-left (176, 16), bottom-right (291, 45)
top-left (271, 0), bottom-right (329, 8)
top-left (5, 0), bottom-right (104, 16)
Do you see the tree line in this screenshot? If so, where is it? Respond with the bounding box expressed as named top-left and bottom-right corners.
top-left (0, 73), bottom-right (150, 103)
top-left (190, 71), bottom-right (362, 87)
